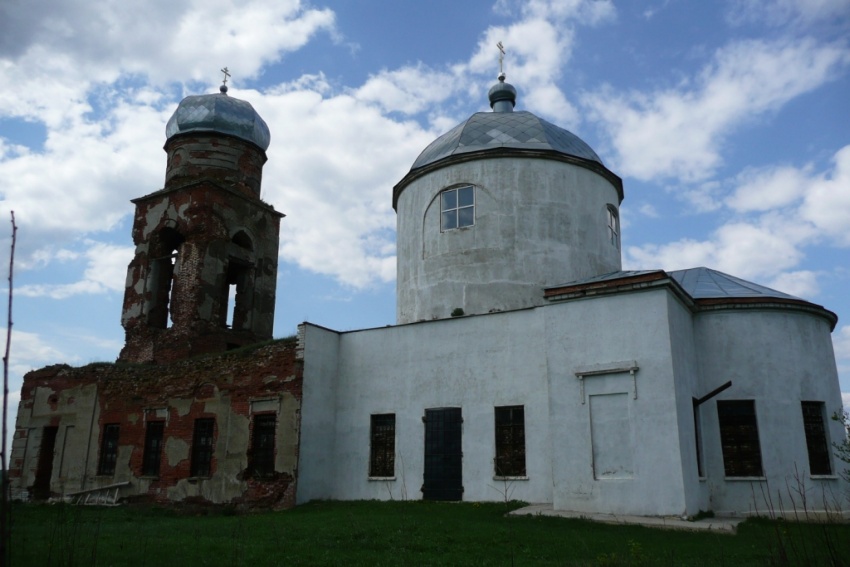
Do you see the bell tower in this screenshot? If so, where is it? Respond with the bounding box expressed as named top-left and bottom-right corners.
top-left (119, 80), bottom-right (283, 364)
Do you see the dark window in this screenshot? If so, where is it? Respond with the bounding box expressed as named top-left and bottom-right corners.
top-left (801, 402), bottom-right (832, 475)
top-left (717, 400), bottom-right (763, 477)
top-left (369, 414), bottom-right (396, 477)
top-left (249, 414), bottom-right (276, 478)
top-left (606, 205), bottom-right (620, 249)
top-left (98, 424), bottom-right (120, 476)
top-left (495, 406), bottom-right (526, 477)
top-left (190, 418), bottom-right (215, 477)
top-left (142, 421), bottom-right (164, 477)
top-left (441, 186), bottom-right (474, 231)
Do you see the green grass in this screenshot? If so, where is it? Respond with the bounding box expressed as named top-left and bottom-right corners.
top-left (10, 500), bottom-right (850, 566)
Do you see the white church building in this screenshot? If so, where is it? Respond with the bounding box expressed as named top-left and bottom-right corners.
top-left (12, 74), bottom-right (847, 519)
top-left (295, 74), bottom-right (847, 517)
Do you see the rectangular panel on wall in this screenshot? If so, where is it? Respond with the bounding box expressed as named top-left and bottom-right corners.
top-left (589, 393), bottom-right (633, 479)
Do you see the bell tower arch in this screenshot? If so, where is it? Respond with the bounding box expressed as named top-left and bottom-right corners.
top-left (119, 85), bottom-right (283, 364)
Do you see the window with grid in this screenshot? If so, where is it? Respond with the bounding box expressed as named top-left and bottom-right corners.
top-left (249, 414), bottom-right (276, 479)
top-left (495, 406), bottom-right (526, 477)
top-left (98, 424), bottom-right (120, 476)
top-left (369, 414), bottom-right (396, 477)
top-left (717, 400), bottom-right (763, 477)
top-left (190, 418), bottom-right (215, 477)
top-left (142, 421), bottom-right (164, 477)
top-left (607, 205), bottom-right (620, 249)
top-left (801, 402), bottom-right (832, 475)
top-left (441, 186), bottom-right (474, 231)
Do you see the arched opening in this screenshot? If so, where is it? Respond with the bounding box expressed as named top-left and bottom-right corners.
top-left (224, 231), bottom-right (254, 330)
top-left (148, 227), bottom-right (184, 329)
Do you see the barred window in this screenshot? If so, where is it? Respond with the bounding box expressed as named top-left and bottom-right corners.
top-left (801, 402), bottom-right (832, 475)
top-left (190, 418), bottom-right (215, 477)
top-left (717, 400), bottom-right (763, 477)
top-left (441, 186), bottom-right (474, 231)
top-left (98, 424), bottom-right (120, 476)
top-left (249, 414), bottom-right (276, 479)
top-left (142, 421), bottom-right (164, 477)
top-left (495, 406), bottom-right (526, 477)
top-left (369, 414), bottom-right (396, 477)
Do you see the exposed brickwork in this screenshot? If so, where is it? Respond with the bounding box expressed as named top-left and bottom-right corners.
top-left (10, 93), bottom-right (298, 509)
top-left (10, 338), bottom-right (303, 509)
top-left (119, 132), bottom-right (283, 364)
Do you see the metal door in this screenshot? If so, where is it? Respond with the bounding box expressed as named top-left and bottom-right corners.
top-left (422, 407), bottom-right (463, 501)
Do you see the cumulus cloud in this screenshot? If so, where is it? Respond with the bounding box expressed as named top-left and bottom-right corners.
top-left (583, 38), bottom-right (850, 182)
top-left (626, 145), bottom-right (850, 298)
top-left (356, 0), bottom-right (615, 128)
top-left (0, 329), bottom-right (70, 379)
top-left (17, 241), bottom-right (133, 298)
top-left (252, 85), bottom-right (433, 287)
top-left (0, 0), bottom-right (335, 88)
top-left (0, 0), bottom-right (624, 291)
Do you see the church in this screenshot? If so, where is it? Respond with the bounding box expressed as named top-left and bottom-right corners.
top-left (9, 72), bottom-right (848, 517)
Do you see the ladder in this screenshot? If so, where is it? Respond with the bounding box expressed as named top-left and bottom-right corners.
top-left (64, 481), bottom-right (130, 506)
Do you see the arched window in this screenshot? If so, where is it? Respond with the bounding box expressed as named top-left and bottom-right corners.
top-left (224, 231), bottom-right (254, 330)
top-left (441, 186), bottom-right (474, 231)
top-left (148, 228), bottom-right (184, 329)
top-left (606, 205), bottom-right (620, 249)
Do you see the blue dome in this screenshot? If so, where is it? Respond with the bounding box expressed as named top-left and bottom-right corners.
top-left (165, 92), bottom-right (270, 150)
top-left (410, 110), bottom-right (602, 171)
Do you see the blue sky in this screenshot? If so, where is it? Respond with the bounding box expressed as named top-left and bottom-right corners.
top-left (1, 0), bottom-right (849, 443)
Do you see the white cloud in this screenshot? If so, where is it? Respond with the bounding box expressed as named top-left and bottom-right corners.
top-left (726, 0), bottom-right (850, 28)
top-left (0, 0), bottom-right (335, 92)
top-left (0, 0), bottom-right (622, 290)
top-left (254, 86), bottom-right (433, 287)
top-left (356, 0), bottom-right (616, 127)
top-left (583, 38), bottom-right (850, 182)
top-left (799, 146), bottom-right (850, 247)
top-left (626, 217), bottom-right (807, 281)
top-left (637, 203), bottom-right (659, 218)
top-left (626, 143), bottom-right (850, 301)
top-left (0, 329), bottom-right (70, 380)
top-left (835, 325), bottom-right (850, 361)
top-left (17, 241), bottom-right (133, 299)
top-left (767, 270), bottom-right (819, 298)
top-left (517, 0), bottom-right (616, 25)
top-left (726, 165), bottom-right (812, 212)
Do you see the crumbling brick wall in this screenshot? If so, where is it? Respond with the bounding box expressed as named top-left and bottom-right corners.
top-left (10, 337), bottom-right (303, 509)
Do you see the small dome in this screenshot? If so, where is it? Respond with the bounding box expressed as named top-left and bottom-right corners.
top-left (488, 75), bottom-right (517, 111)
top-left (165, 92), bottom-right (270, 151)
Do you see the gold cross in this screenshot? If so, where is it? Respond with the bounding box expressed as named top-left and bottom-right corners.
top-left (221, 67), bottom-right (231, 87)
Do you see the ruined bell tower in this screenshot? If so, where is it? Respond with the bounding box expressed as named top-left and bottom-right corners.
top-left (119, 79), bottom-right (282, 364)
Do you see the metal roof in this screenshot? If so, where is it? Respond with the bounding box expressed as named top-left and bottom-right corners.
top-left (669, 267), bottom-right (802, 301)
top-left (165, 92), bottom-right (270, 150)
top-left (410, 110), bottom-right (603, 171)
top-left (548, 267), bottom-right (802, 302)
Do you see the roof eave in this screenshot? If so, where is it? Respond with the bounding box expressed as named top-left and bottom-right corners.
top-left (392, 148), bottom-right (624, 210)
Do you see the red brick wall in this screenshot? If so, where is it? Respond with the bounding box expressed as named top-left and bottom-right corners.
top-left (12, 338), bottom-right (303, 509)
